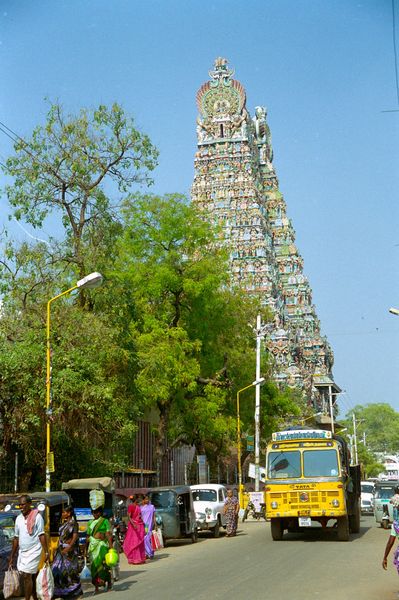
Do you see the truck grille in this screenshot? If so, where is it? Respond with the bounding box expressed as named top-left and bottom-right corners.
top-left (270, 490), bottom-right (340, 510)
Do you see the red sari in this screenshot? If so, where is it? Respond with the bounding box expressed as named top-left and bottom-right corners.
top-left (123, 503), bottom-right (146, 564)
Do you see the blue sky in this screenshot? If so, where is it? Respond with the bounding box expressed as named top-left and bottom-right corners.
top-left (0, 0), bottom-right (398, 415)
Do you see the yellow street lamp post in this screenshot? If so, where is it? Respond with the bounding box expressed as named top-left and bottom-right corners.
top-left (236, 378), bottom-right (265, 508)
top-left (45, 272), bottom-right (103, 492)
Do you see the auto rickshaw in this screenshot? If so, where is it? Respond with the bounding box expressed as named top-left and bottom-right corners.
top-left (61, 477), bottom-right (115, 553)
top-left (0, 491), bottom-right (70, 561)
top-left (148, 485), bottom-right (198, 544)
top-left (373, 480), bottom-right (397, 528)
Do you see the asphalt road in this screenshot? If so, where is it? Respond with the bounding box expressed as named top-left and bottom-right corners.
top-left (90, 516), bottom-right (399, 600)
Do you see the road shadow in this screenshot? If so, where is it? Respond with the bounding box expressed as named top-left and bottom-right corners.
top-left (278, 524), bottom-right (370, 542)
top-left (162, 537), bottom-right (206, 548)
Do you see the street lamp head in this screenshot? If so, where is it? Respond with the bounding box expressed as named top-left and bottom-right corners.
top-left (252, 377), bottom-right (265, 386)
top-left (389, 307), bottom-right (399, 316)
top-left (77, 272), bottom-right (103, 290)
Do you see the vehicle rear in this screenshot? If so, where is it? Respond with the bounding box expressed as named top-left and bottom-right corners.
top-left (374, 482), bottom-right (396, 528)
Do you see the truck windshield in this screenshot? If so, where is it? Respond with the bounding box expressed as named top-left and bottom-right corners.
top-left (303, 449), bottom-right (339, 477)
top-left (268, 451), bottom-right (301, 479)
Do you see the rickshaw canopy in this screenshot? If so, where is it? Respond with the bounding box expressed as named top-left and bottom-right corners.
top-left (62, 477), bottom-right (115, 493)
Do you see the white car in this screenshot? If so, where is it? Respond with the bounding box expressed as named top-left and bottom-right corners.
top-left (361, 481), bottom-right (375, 515)
top-left (191, 484), bottom-right (227, 537)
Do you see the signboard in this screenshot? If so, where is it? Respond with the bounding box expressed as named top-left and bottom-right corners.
top-left (249, 492), bottom-right (264, 512)
top-left (197, 455), bottom-right (208, 484)
top-left (247, 462), bottom-right (266, 481)
top-left (272, 429), bottom-right (332, 441)
top-left (47, 452), bottom-right (55, 473)
top-left (246, 435), bottom-right (254, 451)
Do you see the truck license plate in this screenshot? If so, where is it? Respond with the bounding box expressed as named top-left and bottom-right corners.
top-left (299, 517), bottom-right (312, 527)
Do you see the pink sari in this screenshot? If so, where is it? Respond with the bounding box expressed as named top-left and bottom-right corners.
top-left (123, 503), bottom-right (146, 564)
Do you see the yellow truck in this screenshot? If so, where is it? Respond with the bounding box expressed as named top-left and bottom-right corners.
top-left (264, 428), bottom-right (361, 541)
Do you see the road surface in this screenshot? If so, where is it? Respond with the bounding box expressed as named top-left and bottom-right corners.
top-left (88, 516), bottom-right (399, 600)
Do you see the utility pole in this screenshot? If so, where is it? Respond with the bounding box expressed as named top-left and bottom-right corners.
top-left (254, 315), bottom-right (261, 491)
top-left (352, 413), bottom-right (358, 465)
top-left (328, 385), bottom-right (335, 434)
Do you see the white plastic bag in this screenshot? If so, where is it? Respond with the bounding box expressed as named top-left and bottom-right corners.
top-left (79, 559), bottom-right (91, 582)
top-left (3, 568), bottom-right (20, 599)
top-left (156, 527), bottom-right (164, 548)
top-left (36, 564), bottom-right (54, 600)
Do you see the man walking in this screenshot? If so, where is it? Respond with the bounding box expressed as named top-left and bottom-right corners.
top-left (8, 495), bottom-right (49, 600)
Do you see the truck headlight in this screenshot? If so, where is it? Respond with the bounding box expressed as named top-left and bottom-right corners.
top-left (271, 501), bottom-right (278, 509)
top-left (331, 499), bottom-right (340, 508)
top-left (205, 508), bottom-right (212, 515)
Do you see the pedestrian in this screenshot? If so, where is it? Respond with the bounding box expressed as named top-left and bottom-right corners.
top-left (382, 518), bottom-right (399, 573)
top-left (51, 505), bottom-right (82, 599)
top-left (123, 495), bottom-right (145, 565)
top-left (140, 495), bottom-right (156, 559)
top-left (223, 489), bottom-right (240, 537)
top-left (85, 506), bottom-right (113, 594)
top-left (8, 494), bottom-right (49, 600)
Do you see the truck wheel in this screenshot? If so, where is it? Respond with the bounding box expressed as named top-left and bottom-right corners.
top-left (270, 518), bottom-right (283, 541)
top-left (213, 518), bottom-right (221, 538)
top-left (337, 516), bottom-right (350, 541)
top-left (349, 501), bottom-right (361, 534)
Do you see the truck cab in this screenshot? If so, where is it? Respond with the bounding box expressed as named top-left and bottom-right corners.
top-left (264, 428), bottom-right (361, 541)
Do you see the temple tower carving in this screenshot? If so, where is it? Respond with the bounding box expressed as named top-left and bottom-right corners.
top-left (191, 58), bottom-right (339, 410)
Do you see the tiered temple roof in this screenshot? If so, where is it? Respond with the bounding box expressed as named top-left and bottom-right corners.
top-left (191, 58), bottom-right (339, 409)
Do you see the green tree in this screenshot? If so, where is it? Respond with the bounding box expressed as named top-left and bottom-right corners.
top-left (0, 241), bottom-right (140, 489)
top-left (3, 102), bottom-right (158, 286)
top-left (116, 193), bottom-right (264, 466)
top-left (344, 404), bottom-right (399, 454)
top-left (116, 193), bottom-right (300, 470)
top-left (0, 102), bottom-right (159, 488)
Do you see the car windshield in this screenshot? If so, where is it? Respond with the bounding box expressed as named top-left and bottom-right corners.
top-left (361, 484), bottom-right (374, 494)
top-left (303, 450), bottom-right (339, 477)
top-left (192, 490), bottom-right (217, 502)
top-left (267, 451), bottom-right (301, 479)
top-left (150, 491), bottom-right (175, 509)
top-left (375, 487), bottom-right (396, 500)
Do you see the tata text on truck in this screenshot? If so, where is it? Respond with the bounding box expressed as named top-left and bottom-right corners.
top-left (264, 428), bottom-right (361, 541)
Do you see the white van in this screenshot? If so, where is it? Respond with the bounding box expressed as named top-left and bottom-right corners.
top-left (361, 481), bottom-right (375, 515)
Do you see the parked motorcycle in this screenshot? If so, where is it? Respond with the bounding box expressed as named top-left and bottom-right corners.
top-left (242, 501), bottom-right (266, 522)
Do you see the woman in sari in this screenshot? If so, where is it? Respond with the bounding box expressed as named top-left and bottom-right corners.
top-left (123, 495), bottom-right (145, 564)
top-left (140, 495), bottom-right (156, 559)
top-left (52, 505), bottom-right (82, 599)
top-left (85, 506), bottom-right (113, 594)
top-left (223, 489), bottom-right (240, 537)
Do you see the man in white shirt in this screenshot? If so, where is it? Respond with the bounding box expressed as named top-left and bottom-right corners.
top-left (8, 495), bottom-right (49, 600)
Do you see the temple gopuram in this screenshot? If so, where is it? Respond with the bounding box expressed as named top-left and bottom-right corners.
top-left (191, 58), bottom-right (340, 412)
